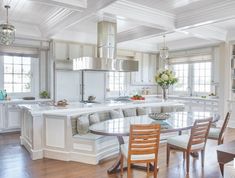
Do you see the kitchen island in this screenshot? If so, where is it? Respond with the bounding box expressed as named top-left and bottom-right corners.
top-left (18, 100), bottom-right (184, 164)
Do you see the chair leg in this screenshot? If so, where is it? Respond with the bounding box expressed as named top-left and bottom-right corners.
top-left (154, 162), bottom-right (158, 178)
top-left (218, 138), bottom-right (224, 145)
top-left (186, 151), bottom-right (190, 174)
top-left (201, 150), bottom-right (205, 168)
top-left (120, 154), bottom-right (124, 176)
top-left (147, 162), bottom-right (150, 176)
top-left (167, 144), bottom-right (170, 166)
top-left (127, 163), bottom-right (131, 178)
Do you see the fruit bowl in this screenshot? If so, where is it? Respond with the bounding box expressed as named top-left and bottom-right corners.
top-left (130, 95), bottom-right (145, 101)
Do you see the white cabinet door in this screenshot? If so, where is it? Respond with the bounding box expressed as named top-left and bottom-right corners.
top-left (131, 52), bottom-right (143, 85)
top-left (83, 45), bottom-right (95, 57)
top-left (142, 53), bottom-right (150, 84)
top-left (55, 71), bottom-right (80, 102)
top-left (0, 104), bottom-right (4, 130)
top-left (54, 42), bottom-right (68, 60)
top-left (69, 43), bottom-right (82, 60)
top-left (6, 105), bottom-right (21, 129)
top-left (148, 54), bottom-right (157, 84)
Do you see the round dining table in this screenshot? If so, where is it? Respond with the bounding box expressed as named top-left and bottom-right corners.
top-left (89, 111), bottom-right (220, 174)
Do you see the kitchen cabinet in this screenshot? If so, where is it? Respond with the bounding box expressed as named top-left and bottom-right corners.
top-left (69, 43), bottom-right (82, 60)
top-left (54, 41), bottom-right (68, 60)
top-left (83, 45), bottom-right (95, 57)
top-left (0, 100), bottom-right (51, 133)
top-left (53, 41), bottom-right (95, 61)
top-left (148, 54), bottom-right (157, 83)
top-left (6, 104), bottom-right (21, 129)
top-left (131, 52), bottom-right (143, 85)
top-left (131, 52), bottom-right (158, 85)
top-left (0, 104), bottom-right (4, 131)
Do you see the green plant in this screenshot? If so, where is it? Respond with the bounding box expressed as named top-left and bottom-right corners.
top-left (39, 91), bottom-right (50, 99)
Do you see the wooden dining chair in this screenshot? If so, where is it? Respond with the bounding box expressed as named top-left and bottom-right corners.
top-left (120, 124), bottom-right (161, 178)
top-left (208, 112), bottom-right (230, 145)
top-left (167, 118), bottom-right (212, 174)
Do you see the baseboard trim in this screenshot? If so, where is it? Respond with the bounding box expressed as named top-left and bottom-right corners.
top-left (20, 136), bottom-right (43, 160)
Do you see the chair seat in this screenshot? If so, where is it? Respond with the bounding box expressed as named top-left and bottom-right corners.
top-left (121, 143), bottom-right (155, 161)
top-left (208, 128), bottom-right (220, 139)
top-left (167, 135), bottom-right (204, 150)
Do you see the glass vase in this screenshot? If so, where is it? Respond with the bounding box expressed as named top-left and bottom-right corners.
top-left (162, 87), bottom-right (168, 102)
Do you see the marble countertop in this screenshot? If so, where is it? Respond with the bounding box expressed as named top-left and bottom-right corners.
top-left (139, 94), bottom-right (219, 102)
top-left (0, 98), bottom-right (52, 104)
top-left (18, 100), bottom-right (184, 117)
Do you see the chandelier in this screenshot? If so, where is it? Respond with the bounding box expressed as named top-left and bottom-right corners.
top-left (159, 35), bottom-right (169, 60)
top-left (0, 5), bottom-right (15, 45)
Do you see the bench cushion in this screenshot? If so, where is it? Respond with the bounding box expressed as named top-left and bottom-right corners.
top-left (77, 115), bottom-right (90, 135)
top-left (150, 106), bottom-right (161, 113)
top-left (97, 111), bottom-right (111, 121)
top-left (73, 133), bottom-right (104, 141)
top-left (137, 107), bottom-right (149, 116)
top-left (110, 109), bottom-right (124, 119)
top-left (123, 108), bottom-right (137, 117)
top-left (89, 113), bottom-right (100, 125)
top-left (208, 128), bottom-right (220, 139)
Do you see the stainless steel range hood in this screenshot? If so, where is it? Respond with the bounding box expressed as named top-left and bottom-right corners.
top-left (73, 21), bottom-right (138, 72)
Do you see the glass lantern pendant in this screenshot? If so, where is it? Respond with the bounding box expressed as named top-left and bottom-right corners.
top-left (0, 5), bottom-right (16, 46)
top-left (159, 35), bottom-right (169, 60)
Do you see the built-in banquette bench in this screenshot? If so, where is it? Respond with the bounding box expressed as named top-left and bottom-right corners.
top-left (70, 105), bottom-right (184, 165)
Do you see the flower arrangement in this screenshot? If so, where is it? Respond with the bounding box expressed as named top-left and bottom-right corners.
top-left (155, 69), bottom-right (178, 88)
top-left (155, 69), bottom-right (178, 101)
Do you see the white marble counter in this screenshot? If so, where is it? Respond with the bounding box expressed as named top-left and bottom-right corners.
top-left (18, 100), bottom-right (184, 117)
top-left (0, 98), bottom-right (52, 104)
top-left (133, 94), bottom-right (219, 102)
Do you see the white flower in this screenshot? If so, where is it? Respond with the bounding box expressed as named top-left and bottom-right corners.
top-left (161, 74), bottom-right (169, 81)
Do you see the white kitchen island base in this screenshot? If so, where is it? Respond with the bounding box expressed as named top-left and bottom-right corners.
top-left (19, 101), bottom-right (184, 164)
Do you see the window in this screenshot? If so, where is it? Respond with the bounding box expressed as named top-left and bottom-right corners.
top-left (106, 72), bottom-right (127, 96)
top-left (170, 54), bottom-right (213, 95)
top-left (172, 64), bottom-right (189, 92)
top-left (3, 56), bottom-right (32, 93)
top-left (193, 62), bottom-right (211, 93)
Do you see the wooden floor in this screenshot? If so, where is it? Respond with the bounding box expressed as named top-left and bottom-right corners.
top-left (1, 129), bottom-right (234, 178)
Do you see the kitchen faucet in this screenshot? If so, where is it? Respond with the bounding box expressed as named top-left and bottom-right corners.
top-left (188, 87), bottom-right (193, 96)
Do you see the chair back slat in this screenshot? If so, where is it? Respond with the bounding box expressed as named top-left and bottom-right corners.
top-left (219, 112), bottom-right (231, 139)
top-left (188, 118), bottom-right (212, 150)
top-left (128, 124), bottom-right (161, 159)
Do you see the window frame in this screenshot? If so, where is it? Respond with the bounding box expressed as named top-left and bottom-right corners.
top-left (0, 55), bottom-right (38, 99)
top-left (169, 59), bottom-right (213, 96)
top-left (106, 72), bottom-right (129, 97)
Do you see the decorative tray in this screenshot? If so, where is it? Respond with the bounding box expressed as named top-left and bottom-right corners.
top-left (148, 113), bottom-right (170, 120)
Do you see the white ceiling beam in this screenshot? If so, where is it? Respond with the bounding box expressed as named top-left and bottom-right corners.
top-left (41, 0), bottom-right (118, 38)
top-left (176, 0), bottom-right (235, 29)
top-left (117, 26), bottom-right (164, 43)
top-left (101, 0), bottom-right (175, 31)
top-left (28, 0), bottom-right (87, 11)
top-left (182, 26), bottom-right (227, 42)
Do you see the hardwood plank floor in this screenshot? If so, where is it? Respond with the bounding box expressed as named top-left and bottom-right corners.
top-left (1, 129), bottom-right (234, 178)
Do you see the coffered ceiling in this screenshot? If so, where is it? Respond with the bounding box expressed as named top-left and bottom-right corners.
top-left (1, 0), bottom-right (235, 52)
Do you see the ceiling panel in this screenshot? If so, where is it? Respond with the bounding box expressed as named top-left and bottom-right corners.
top-left (126, 0), bottom-right (224, 14)
top-left (212, 19), bottom-right (235, 31)
top-left (0, 0), bottom-right (73, 26)
top-left (135, 31), bottom-right (192, 44)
